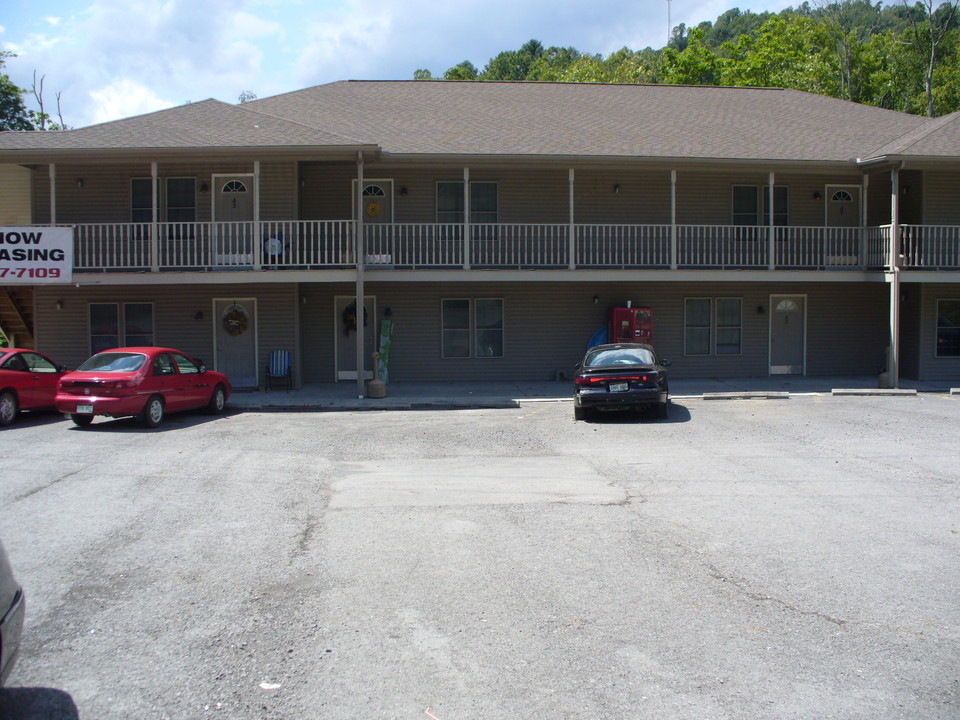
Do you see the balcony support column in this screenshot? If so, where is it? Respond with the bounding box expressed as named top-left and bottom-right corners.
top-left (253, 160), bottom-right (262, 271)
top-left (670, 170), bottom-right (677, 270)
top-left (151, 162), bottom-right (159, 272)
top-left (355, 151), bottom-right (366, 397)
top-left (888, 164), bottom-right (902, 389)
top-left (860, 174), bottom-right (869, 268)
top-left (48, 164), bottom-right (57, 224)
top-left (768, 171), bottom-right (775, 270)
top-left (568, 168), bottom-right (575, 270)
top-left (463, 167), bottom-right (471, 270)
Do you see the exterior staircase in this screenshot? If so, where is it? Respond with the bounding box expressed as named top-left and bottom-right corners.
top-left (0, 288), bottom-right (35, 348)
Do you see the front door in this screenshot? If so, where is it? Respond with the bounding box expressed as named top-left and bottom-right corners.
top-left (214, 176), bottom-right (255, 265)
top-left (825, 186), bottom-right (860, 228)
top-left (356, 181), bottom-right (393, 263)
top-left (335, 295), bottom-right (376, 380)
top-left (770, 295), bottom-right (805, 375)
top-left (214, 299), bottom-right (258, 387)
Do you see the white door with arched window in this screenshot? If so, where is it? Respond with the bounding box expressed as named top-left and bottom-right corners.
top-left (353, 180), bottom-right (393, 265)
top-left (825, 186), bottom-right (860, 228)
top-left (214, 175), bottom-right (255, 266)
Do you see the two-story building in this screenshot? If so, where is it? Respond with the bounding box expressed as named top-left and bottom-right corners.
top-left (1, 80), bottom-right (958, 392)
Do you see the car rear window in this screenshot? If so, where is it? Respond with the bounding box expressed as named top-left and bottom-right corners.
top-left (78, 352), bottom-right (147, 372)
top-left (584, 348), bottom-right (655, 367)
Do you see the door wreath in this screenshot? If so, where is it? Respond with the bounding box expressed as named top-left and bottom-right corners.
top-left (365, 201), bottom-right (381, 218)
top-left (222, 305), bottom-right (249, 336)
top-left (342, 302), bottom-right (369, 335)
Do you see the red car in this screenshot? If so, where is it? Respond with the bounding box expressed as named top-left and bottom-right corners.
top-left (56, 347), bottom-right (231, 428)
top-left (0, 347), bottom-right (67, 427)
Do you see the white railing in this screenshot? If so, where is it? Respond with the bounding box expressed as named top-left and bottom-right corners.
top-left (67, 221), bottom-right (960, 273)
top-left (576, 225), bottom-right (671, 267)
top-left (900, 225), bottom-right (960, 269)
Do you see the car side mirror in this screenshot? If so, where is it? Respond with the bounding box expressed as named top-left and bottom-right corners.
top-left (198, 365), bottom-right (207, 373)
top-left (661, 359), bottom-right (672, 366)
top-left (57, 364), bottom-right (67, 372)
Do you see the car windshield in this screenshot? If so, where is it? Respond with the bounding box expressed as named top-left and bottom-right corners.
top-left (584, 347), bottom-right (655, 367)
top-left (78, 352), bottom-right (147, 373)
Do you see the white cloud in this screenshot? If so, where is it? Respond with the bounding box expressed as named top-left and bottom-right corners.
top-left (89, 78), bottom-right (172, 124)
top-left (42, 17), bottom-right (62, 27)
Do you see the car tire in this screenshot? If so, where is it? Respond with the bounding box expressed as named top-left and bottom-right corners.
top-left (71, 414), bottom-right (94, 427)
top-left (207, 385), bottom-right (226, 414)
top-left (140, 396), bottom-right (165, 428)
top-left (0, 391), bottom-right (18, 427)
top-left (574, 405), bottom-right (590, 421)
top-left (656, 399), bottom-right (670, 419)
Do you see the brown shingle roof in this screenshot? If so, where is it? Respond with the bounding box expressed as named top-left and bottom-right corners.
top-left (0, 98), bottom-right (368, 152)
top-left (249, 80), bottom-right (932, 163)
top-left (1, 80), bottom-right (952, 165)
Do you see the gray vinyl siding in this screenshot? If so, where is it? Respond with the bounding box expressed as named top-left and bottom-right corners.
top-left (899, 283), bottom-right (922, 379)
top-left (922, 171), bottom-right (960, 225)
top-left (298, 164), bottom-right (867, 227)
top-left (917, 284), bottom-right (960, 381)
top-left (0, 164), bottom-right (34, 224)
top-left (30, 161), bottom-right (297, 224)
top-left (33, 283), bottom-right (298, 384)
top-left (297, 280), bottom-right (889, 382)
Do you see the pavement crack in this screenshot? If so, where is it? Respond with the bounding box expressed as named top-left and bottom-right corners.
top-left (707, 565), bottom-right (847, 627)
top-left (15, 466), bottom-right (88, 502)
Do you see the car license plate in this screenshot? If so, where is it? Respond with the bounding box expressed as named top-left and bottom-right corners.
top-left (76, 404), bottom-right (94, 414)
top-left (609, 382), bottom-right (628, 392)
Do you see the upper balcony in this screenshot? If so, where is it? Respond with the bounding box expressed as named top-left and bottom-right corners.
top-left (68, 220), bottom-right (959, 274)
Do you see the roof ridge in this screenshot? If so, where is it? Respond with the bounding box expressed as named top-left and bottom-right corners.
top-left (863, 111), bottom-right (958, 159)
top-left (231, 100), bottom-right (370, 145)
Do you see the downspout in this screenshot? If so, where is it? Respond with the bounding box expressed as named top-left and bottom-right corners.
top-left (889, 163), bottom-right (902, 389)
top-left (568, 168), bottom-right (575, 270)
top-left (48, 164), bottom-right (56, 225)
top-left (670, 170), bottom-right (677, 270)
top-left (151, 162), bottom-right (159, 272)
top-left (253, 160), bottom-right (262, 271)
top-left (768, 172), bottom-right (775, 270)
top-left (463, 167), bottom-right (471, 270)
top-left (356, 152), bottom-right (366, 397)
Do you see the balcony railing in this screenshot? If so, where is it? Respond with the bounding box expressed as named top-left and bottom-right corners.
top-left (69, 221), bottom-right (960, 273)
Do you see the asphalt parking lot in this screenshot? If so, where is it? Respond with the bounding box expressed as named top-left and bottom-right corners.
top-left (1, 394), bottom-right (958, 720)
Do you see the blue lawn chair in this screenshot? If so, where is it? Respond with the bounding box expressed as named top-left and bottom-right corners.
top-left (266, 350), bottom-right (293, 391)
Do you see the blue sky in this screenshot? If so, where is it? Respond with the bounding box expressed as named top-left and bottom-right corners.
top-left (1, 0), bottom-right (795, 129)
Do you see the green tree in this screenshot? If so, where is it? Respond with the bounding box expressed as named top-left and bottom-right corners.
top-left (0, 52), bottom-right (33, 131)
top-left (900, 0), bottom-right (960, 116)
top-left (443, 61), bottom-right (479, 80)
top-left (661, 27), bottom-right (721, 85)
top-left (413, 68), bottom-right (434, 80)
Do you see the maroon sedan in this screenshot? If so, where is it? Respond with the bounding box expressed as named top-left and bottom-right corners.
top-left (56, 347), bottom-right (231, 428)
top-left (0, 347), bottom-right (67, 427)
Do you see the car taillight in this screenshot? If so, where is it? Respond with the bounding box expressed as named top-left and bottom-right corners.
top-left (107, 380), bottom-right (136, 389)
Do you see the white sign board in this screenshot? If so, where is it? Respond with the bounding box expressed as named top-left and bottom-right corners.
top-left (0, 227), bottom-right (73, 284)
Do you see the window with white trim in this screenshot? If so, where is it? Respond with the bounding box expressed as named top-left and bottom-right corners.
top-left (89, 302), bottom-right (154, 355)
top-left (437, 181), bottom-right (498, 224)
top-left (936, 299), bottom-right (960, 357)
top-left (441, 298), bottom-right (503, 358)
top-left (732, 185), bottom-right (788, 226)
top-left (685, 298), bottom-right (742, 356)
top-left (166, 177), bottom-right (196, 223)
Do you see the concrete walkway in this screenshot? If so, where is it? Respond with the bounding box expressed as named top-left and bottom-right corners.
top-left (228, 376), bottom-right (959, 412)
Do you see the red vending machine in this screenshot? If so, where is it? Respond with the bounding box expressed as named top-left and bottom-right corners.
top-left (610, 306), bottom-right (653, 345)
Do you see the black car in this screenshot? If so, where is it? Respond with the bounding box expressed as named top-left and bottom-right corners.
top-left (573, 343), bottom-right (671, 421)
top-left (0, 539), bottom-right (24, 686)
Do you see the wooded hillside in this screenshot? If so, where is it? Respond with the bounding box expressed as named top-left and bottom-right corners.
top-left (413, 1), bottom-right (960, 117)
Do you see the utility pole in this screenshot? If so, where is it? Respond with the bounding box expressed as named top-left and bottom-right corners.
top-left (667, 0), bottom-right (672, 46)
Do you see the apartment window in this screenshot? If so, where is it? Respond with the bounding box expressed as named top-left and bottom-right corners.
top-left (936, 299), bottom-right (960, 357)
top-left (166, 178), bottom-right (196, 223)
top-left (131, 178), bottom-right (196, 223)
top-left (90, 302), bottom-right (154, 354)
top-left (685, 298), bottom-right (742, 355)
top-left (441, 298), bottom-right (503, 358)
top-left (131, 178), bottom-right (155, 223)
top-left (437, 181), bottom-right (498, 224)
top-left (732, 185), bottom-right (787, 226)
